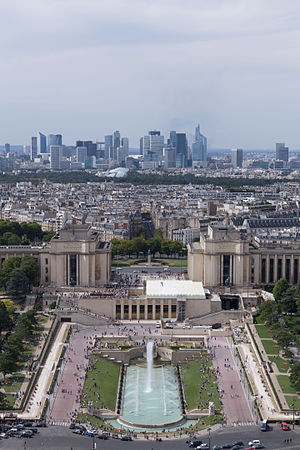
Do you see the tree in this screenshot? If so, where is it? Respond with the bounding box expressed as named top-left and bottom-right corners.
top-left (0, 302), bottom-right (12, 333)
top-left (0, 352), bottom-right (19, 378)
top-left (169, 240), bottom-right (183, 255)
top-left (0, 256), bottom-right (21, 288)
top-left (153, 229), bottom-right (163, 241)
top-left (273, 278), bottom-right (289, 301)
top-left (258, 301), bottom-right (280, 326)
top-left (290, 363), bottom-right (300, 391)
top-left (6, 268), bottom-right (29, 301)
top-left (42, 231), bottom-right (56, 242)
top-left (279, 287), bottom-right (297, 315)
top-left (148, 238), bottom-right (161, 255)
top-left (20, 255), bottom-right (40, 286)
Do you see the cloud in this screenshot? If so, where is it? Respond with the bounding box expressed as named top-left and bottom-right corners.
top-left (0, 0), bottom-right (300, 147)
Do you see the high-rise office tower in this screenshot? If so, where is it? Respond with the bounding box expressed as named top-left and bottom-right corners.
top-left (142, 131), bottom-right (164, 163)
top-left (169, 131), bottom-right (177, 148)
top-left (231, 148), bottom-right (243, 168)
top-left (175, 133), bottom-right (187, 168)
top-left (48, 134), bottom-right (62, 150)
top-left (39, 132), bottom-right (47, 154)
top-left (76, 146), bottom-right (87, 163)
top-left (50, 145), bottom-right (62, 169)
top-left (30, 137), bottom-right (38, 161)
top-left (4, 143), bottom-right (10, 155)
top-left (105, 135), bottom-right (113, 160)
top-left (76, 140), bottom-right (97, 157)
top-left (118, 137), bottom-right (129, 164)
top-left (276, 143), bottom-right (289, 162)
top-left (192, 124), bottom-right (207, 167)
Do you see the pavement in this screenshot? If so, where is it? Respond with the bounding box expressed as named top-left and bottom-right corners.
top-left (211, 337), bottom-right (254, 426)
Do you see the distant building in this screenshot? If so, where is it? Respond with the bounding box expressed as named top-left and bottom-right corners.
top-left (30, 137), bottom-right (38, 161)
top-left (231, 148), bottom-right (243, 168)
top-left (276, 143), bottom-right (289, 162)
top-left (76, 146), bottom-right (87, 163)
top-left (192, 125), bottom-right (207, 167)
top-left (175, 133), bottom-right (187, 168)
top-left (105, 135), bottom-right (113, 160)
top-left (50, 145), bottom-right (62, 169)
top-left (48, 134), bottom-right (62, 150)
top-left (141, 131), bottom-right (164, 165)
top-left (4, 143), bottom-right (10, 155)
top-left (39, 132), bottom-right (47, 154)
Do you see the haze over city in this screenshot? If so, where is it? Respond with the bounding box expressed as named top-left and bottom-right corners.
top-left (1, 0), bottom-right (300, 148)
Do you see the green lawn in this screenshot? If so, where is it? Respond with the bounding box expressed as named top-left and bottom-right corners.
top-left (285, 396), bottom-right (300, 410)
top-left (81, 357), bottom-right (120, 411)
top-left (277, 375), bottom-right (297, 394)
top-left (0, 393), bottom-right (15, 409)
top-left (255, 325), bottom-right (273, 339)
top-left (152, 258), bottom-right (187, 267)
top-left (269, 356), bottom-right (290, 373)
top-left (1, 374), bottom-right (25, 393)
top-left (181, 357), bottom-right (221, 411)
top-left (253, 315), bottom-right (266, 324)
top-left (261, 339), bottom-right (281, 355)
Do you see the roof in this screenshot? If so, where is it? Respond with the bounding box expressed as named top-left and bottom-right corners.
top-left (146, 280), bottom-right (205, 299)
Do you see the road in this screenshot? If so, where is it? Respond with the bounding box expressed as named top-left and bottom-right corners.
top-left (1, 424), bottom-right (300, 449)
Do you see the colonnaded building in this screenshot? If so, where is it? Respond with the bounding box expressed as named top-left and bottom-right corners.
top-left (188, 224), bottom-right (300, 287)
top-left (0, 224), bottom-right (112, 287)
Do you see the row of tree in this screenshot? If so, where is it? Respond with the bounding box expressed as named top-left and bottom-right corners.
top-left (0, 256), bottom-right (40, 301)
top-left (0, 308), bottom-right (38, 377)
top-left (258, 278), bottom-right (300, 391)
top-left (0, 220), bottom-right (55, 245)
top-left (111, 229), bottom-right (185, 257)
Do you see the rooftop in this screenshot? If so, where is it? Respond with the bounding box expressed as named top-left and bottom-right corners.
top-left (146, 279), bottom-right (205, 299)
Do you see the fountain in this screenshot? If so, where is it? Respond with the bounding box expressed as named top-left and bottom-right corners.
top-left (145, 341), bottom-right (153, 393)
top-left (117, 341), bottom-right (184, 428)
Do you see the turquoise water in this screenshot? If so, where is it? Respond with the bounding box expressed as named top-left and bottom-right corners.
top-left (119, 365), bottom-right (182, 427)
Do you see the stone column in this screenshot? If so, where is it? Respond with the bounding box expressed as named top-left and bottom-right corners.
top-left (129, 301), bottom-right (132, 320)
top-left (160, 300), bottom-right (164, 319)
top-left (137, 300), bottom-right (140, 320)
top-left (168, 300), bottom-right (172, 318)
top-left (282, 255), bottom-right (286, 281)
top-left (145, 299), bottom-right (148, 320)
top-left (152, 301), bottom-right (156, 320)
top-left (266, 256), bottom-right (270, 284)
top-left (120, 301), bottom-right (124, 320)
top-left (291, 255), bottom-right (294, 284)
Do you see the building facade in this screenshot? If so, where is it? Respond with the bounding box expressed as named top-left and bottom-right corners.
top-left (0, 224), bottom-right (112, 288)
top-left (188, 224), bottom-right (300, 287)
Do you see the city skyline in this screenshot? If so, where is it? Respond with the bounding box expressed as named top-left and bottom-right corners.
top-left (0, 1), bottom-right (300, 148)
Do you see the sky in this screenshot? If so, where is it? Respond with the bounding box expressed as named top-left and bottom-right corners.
top-left (1, 0), bottom-right (300, 149)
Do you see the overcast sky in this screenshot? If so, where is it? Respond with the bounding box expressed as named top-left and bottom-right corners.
top-left (1, 0), bottom-right (300, 149)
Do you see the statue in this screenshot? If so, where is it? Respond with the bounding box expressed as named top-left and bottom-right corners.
top-left (225, 276), bottom-right (230, 287)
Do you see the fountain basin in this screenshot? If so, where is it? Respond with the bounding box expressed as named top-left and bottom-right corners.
top-left (119, 364), bottom-right (183, 427)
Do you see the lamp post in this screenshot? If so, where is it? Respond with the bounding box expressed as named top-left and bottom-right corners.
top-left (291, 401), bottom-right (295, 430)
top-left (208, 427), bottom-right (211, 450)
top-left (92, 435), bottom-right (96, 449)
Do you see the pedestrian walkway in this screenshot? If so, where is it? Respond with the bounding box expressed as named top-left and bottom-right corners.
top-left (211, 336), bottom-right (254, 425)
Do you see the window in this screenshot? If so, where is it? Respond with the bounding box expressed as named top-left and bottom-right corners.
top-left (155, 305), bottom-right (160, 313)
top-left (294, 259), bottom-right (298, 283)
top-left (223, 255), bottom-right (230, 285)
top-left (148, 304), bottom-right (153, 314)
top-left (171, 305), bottom-right (177, 313)
top-left (45, 258), bottom-right (48, 265)
top-left (163, 305), bottom-right (169, 314)
top-left (45, 267), bottom-right (48, 274)
top-left (45, 276), bottom-right (48, 282)
top-left (286, 258), bottom-right (290, 282)
top-left (116, 305), bottom-right (121, 314)
top-left (277, 258), bottom-right (282, 280)
top-left (124, 305), bottom-right (129, 314)
top-left (132, 305), bottom-right (137, 314)
top-left (269, 258), bottom-right (274, 283)
top-left (140, 305), bottom-right (145, 314)
top-left (261, 258), bottom-right (266, 283)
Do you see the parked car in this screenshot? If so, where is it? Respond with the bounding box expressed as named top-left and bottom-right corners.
top-left (21, 430), bottom-right (34, 438)
top-left (121, 435), bottom-right (133, 441)
top-left (15, 424), bottom-right (24, 430)
top-left (72, 429), bottom-right (81, 434)
top-left (212, 446), bottom-right (222, 450)
top-left (29, 427), bottom-right (39, 434)
top-left (232, 442), bottom-right (244, 447)
top-left (188, 440), bottom-right (203, 448)
top-left (23, 421), bottom-right (33, 427)
top-left (196, 444), bottom-right (209, 449)
top-left (85, 431), bottom-right (95, 437)
top-left (98, 434), bottom-right (109, 440)
top-left (35, 421), bottom-right (47, 427)
top-left (222, 444), bottom-right (233, 449)
top-left (248, 440), bottom-right (261, 447)
top-left (69, 423), bottom-right (76, 429)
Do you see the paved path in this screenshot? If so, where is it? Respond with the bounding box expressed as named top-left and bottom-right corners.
top-left (211, 336), bottom-right (254, 425)
top-left (21, 322), bottom-right (69, 419)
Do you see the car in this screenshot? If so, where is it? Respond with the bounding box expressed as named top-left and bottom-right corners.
top-left (248, 440), bottom-right (261, 447)
top-left (222, 445), bottom-right (233, 449)
top-left (156, 321), bottom-right (161, 328)
top-left (23, 421), bottom-right (33, 427)
top-left (232, 446), bottom-right (242, 450)
top-left (0, 433), bottom-right (9, 439)
top-left (212, 446), bottom-right (222, 450)
top-left (281, 422), bottom-right (290, 431)
top-left (69, 423), bottom-right (76, 429)
top-left (196, 444), bottom-right (209, 449)
top-left (188, 440), bottom-right (203, 447)
top-left (247, 445), bottom-right (264, 449)
top-left (15, 424), bottom-right (24, 430)
top-left (21, 430), bottom-right (34, 438)
top-left (72, 429), bottom-right (82, 434)
top-left (35, 421), bottom-right (47, 427)
top-left (85, 431), bottom-right (95, 437)
top-left (98, 434), bottom-right (109, 440)
top-left (232, 442), bottom-right (244, 447)
top-left (29, 427), bottom-right (38, 434)
top-left (111, 433), bottom-right (119, 439)
top-left (121, 435), bottom-right (133, 441)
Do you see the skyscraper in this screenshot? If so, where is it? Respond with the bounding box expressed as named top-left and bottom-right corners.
top-left (192, 125), bottom-right (207, 167)
top-left (30, 137), bottom-right (38, 161)
top-left (39, 132), bottom-right (47, 154)
top-left (50, 145), bottom-right (62, 169)
top-left (276, 143), bottom-right (289, 162)
top-left (231, 148), bottom-right (243, 168)
top-left (175, 133), bottom-right (187, 168)
top-left (76, 146), bottom-right (87, 163)
top-left (4, 143), bottom-right (10, 155)
top-left (141, 131), bottom-right (164, 164)
top-left (48, 134), bottom-right (62, 150)
top-left (105, 135), bottom-right (113, 160)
